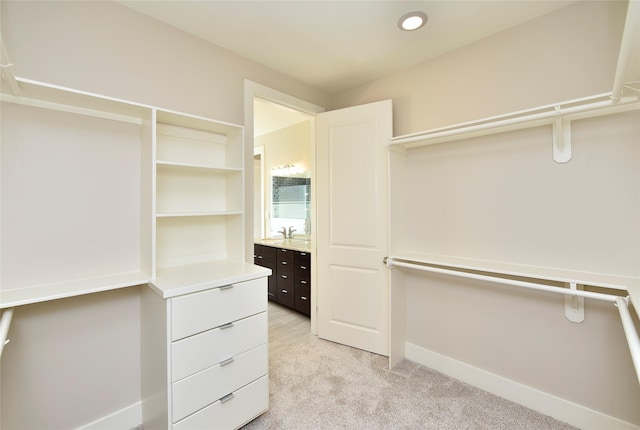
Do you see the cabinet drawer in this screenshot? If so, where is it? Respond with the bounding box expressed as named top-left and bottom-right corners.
top-left (173, 375), bottom-right (268, 430)
top-left (172, 343), bottom-right (267, 423)
top-left (172, 312), bottom-right (267, 382)
top-left (295, 293), bottom-right (311, 316)
top-left (295, 265), bottom-right (310, 282)
top-left (254, 244), bottom-right (276, 262)
top-left (295, 251), bottom-right (310, 265)
top-left (277, 248), bottom-right (295, 264)
top-left (171, 278), bottom-right (267, 341)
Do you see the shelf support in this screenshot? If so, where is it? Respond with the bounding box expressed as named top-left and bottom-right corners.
top-left (1, 35), bottom-right (20, 96)
top-left (0, 308), bottom-right (15, 360)
top-left (565, 282), bottom-right (584, 323)
top-left (552, 106), bottom-right (572, 163)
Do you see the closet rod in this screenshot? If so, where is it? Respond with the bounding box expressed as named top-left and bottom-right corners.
top-left (384, 257), bottom-right (640, 386)
top-left (0, 308), bottom-right (14, 360)
top-left (616, 297), bottom-right (640, 386)
top-left (390, 94), bottom-right (639, 148)
top-left (384, 257), bottom-right (619, 303)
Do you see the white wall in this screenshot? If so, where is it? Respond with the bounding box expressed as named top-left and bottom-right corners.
top-left (0, 1), bottom-right (329, 428)
top-left (332, 1), bottom-right (626, 136)
top-left (335, 1), bottom-right (640, 427)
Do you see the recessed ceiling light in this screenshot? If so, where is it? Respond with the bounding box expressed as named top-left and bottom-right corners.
top-left (398, 11), bottom-right (428, 31)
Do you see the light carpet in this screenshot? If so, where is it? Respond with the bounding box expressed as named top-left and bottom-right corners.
top-left (242, 336), bottom-right (577, 430)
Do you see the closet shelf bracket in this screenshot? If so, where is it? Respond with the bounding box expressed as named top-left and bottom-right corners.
top-left (0, 307), bottom-right (15, 360)
top-left (565, 282), bottom-right (584, 323)
top-left (552, 106), bottom-right (571, 163)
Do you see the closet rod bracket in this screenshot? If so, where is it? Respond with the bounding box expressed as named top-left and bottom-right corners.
top-left (553, 106), bottom-right (572, 163)
top-left (565, 282), bottom-right (584, 323)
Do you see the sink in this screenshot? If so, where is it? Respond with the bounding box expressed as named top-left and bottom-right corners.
top-left (260, 237), bottom-right (285, 242)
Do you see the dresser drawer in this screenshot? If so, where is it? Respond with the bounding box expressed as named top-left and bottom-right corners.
top-left (173, 375), bottom-right (268, 430)
top-left (171, 278), bottom-right (267, 341)
top-left (172, 312), bottom-right (267, 382)
top-left (172, 343), bottom-right (267, 423)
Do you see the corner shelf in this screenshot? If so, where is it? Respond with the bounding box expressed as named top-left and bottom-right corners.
top-left (0, 272), bottom-right (149, 309)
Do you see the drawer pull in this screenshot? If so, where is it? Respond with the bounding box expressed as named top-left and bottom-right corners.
top-left (219, 284), bottom-right (234, 291)
top-left (281, 289), bottom-right (288, 294)
top-left (220, 322), bottom-right (234, 330)
top-left (220, 393), bottom-right (235, 404)
top-left (300, 280), bottom-right (307, 284)
top-left (300, 252), bottom-right (307, 256)
top-left (281, 275), bottom-right (288, 279)
top-left (220, 357), bottom-right (234, 366)
top-left (300, 266), bottom-right (307, 270)
top-left (257, 255), bottom-right (263, 259)
top-left (281, 261), bottom-right (288, 265)
top-left (301, 296), bottom-right (308, 301)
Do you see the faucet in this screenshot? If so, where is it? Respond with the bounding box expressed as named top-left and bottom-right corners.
top-left (278, 227), bottom-right (287, 239)
top-left (288, 226), bottom-right (296, 238)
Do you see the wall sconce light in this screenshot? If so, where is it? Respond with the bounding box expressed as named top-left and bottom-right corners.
top-left (272, 164), bottom-right (304, 176)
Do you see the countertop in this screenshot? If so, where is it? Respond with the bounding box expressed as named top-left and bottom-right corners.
top-left (254, 237), bottom-right (312, 253)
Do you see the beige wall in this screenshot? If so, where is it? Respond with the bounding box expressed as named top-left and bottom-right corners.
top-left (255, 121), bottom-right (313, 237)
top-left (0, 1), bottom-right (329, 428)
top-left (333, 0), bottom-right (640, 426)
top-left (332, 1), bottom-right (626, 136)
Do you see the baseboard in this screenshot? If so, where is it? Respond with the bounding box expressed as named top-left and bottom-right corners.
top-left (75, 401), bottom-right (142, 430)
top-left (405, 342), bottom-right (639, 430)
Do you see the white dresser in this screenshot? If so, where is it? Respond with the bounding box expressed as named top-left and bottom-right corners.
top-left (141, 261), bottom-right (271, 429)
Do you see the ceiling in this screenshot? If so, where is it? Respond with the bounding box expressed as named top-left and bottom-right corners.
top-left (119, 0), bottom-right (577, 95)
top-left (118, 0), bottom-right (578, 135)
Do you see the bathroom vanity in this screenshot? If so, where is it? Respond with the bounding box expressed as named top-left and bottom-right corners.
top-left (254, 239), bottom-right (311, 316)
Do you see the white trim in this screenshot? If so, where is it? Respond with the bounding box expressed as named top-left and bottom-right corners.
top-left (405, 342), bottom-right (640, 430)
top-left (75, 401), bottom-right (141, 430)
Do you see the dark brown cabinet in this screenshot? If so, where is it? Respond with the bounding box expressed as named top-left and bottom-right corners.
top-left (294, 251), bottom-right (311, 315)
top-left (254, 244), bottom-right (311, 316)
top-left (254, 244), bottom-right (277, 301)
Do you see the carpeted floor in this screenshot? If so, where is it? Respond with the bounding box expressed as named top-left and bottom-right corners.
top-left (243, 335), bottom-right (577, 430)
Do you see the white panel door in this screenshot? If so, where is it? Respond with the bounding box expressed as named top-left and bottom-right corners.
top-left (316, 100), bottom-right (392, 356)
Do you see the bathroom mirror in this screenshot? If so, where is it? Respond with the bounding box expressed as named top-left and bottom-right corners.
top-left (270, 175), bottom-right (310, 237)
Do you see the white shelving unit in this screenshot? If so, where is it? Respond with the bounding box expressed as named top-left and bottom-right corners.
top-left (0, 78), bottom-right (154, 309)
top-left (153, 111), bottom-right (245, 274)
top-left (1, 77), bottom-right (271, 428)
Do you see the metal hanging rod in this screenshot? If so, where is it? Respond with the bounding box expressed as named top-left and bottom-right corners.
top-left (383, 257), bottom-right (620, 302)
top-left (384, 256), bottom-right (640, 386)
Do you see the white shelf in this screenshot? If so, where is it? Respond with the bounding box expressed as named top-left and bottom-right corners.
top-left (156, 160), bottom-right (242, 173)
top-left (150, 260), bottom-right (271, 299)
top-left (156, 211), bottom-right (243, 218)
top-left (393, 251), bottom-right (640, 292)
top-left (0, 272), bottom-right (149, 309)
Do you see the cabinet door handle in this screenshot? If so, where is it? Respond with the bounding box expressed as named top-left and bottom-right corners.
top-left (219, 284), bottom-right (234, 291)
top-left (220, 357), bottom-right (234, 366)
top-left (220, 322), bottom-right (234, 330)
top-left (300, 252), bottom-right (307, 256)
top-left (257, 255), bottom-right (263, 259)
top-left (220, 393), bottom-right (235, 404)
top-left (300, 280), bottom-right (307, 284)
top-left (281, 261), bottom-right (288, 265)
top-left (281, 289), bottom-right (288, 294)
top-left (300, 266), bottom-right (307, 269)
top-left (281, 275), bottom-right (288, 279)
top-left (301, 296), bottom-right (308, 301)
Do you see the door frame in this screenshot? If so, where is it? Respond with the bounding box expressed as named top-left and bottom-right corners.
top-left (244, 80), bottom-right (325, 334)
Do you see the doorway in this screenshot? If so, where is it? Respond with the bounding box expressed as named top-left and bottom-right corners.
top-left (245, 80), bottom-right (325, 338)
